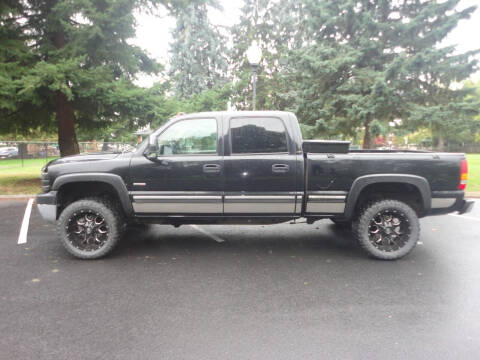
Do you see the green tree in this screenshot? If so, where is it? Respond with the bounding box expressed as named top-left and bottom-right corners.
top-left (168, 1), bottom-right (229, 99)
top-left (0, 0), bottom-right (187, 156)
top-left (409, 80), bottom-right (480, 150)
top-left (287, 0), bottom-right (479, 148)
top-left (230, 0), bottom-right (305, 110)
top-left (179, 83), bottom-right (232, 113)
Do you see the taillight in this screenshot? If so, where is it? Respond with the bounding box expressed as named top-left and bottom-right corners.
top-left (459, 159), bottom-right (468, 190)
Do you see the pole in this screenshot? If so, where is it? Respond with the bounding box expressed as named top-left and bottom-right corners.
top-left (252, 65), bottom-right (258, 111)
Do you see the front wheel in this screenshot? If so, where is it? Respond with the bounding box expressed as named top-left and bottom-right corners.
top-left (352, 199), bottom-right (420, 260)
top-left (56, 198), bottom-right (123, 259)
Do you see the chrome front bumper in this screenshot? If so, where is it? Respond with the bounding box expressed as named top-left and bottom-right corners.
top-left (36, 191), bottom-right (57, 223)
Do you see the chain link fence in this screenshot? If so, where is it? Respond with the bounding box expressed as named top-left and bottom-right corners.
top-left (1, 140), bottom-right (477, 171)
top-left (0, 141), bottom-right (136, 170)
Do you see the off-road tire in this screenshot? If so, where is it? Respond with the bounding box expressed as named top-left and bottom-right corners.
top-left (352, 199), bottom-right (420, 260)
top-left (56, 198), bottom-right (124, 259)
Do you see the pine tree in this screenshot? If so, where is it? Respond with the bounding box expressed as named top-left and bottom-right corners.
top-left (168, 2), bottom-right (229, 99)
top-left (230, 0), bottom-right (305, 110)
top-left (289, 0), bottom-right (479, 148)
top-left (0, 0), bottom-right (187, 156)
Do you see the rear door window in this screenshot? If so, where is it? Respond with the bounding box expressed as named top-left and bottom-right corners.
top-left (230, 117), bottom-right (288, 154)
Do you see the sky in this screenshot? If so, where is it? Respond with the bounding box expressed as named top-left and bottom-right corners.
top-left (132, 0), bottom-right (480, 87)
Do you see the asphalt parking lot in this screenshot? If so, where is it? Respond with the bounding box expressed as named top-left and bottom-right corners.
top-left (1, 199), bottom-right (480, 359)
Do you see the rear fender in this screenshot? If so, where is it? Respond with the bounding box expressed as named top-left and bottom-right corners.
top-left (344, 174), bottom-right (431, 219)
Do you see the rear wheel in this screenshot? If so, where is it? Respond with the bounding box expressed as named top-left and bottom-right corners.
top-left (352, 199), bottom-right (420, 260)
top-left (56, 198), bottom-right (123, 259)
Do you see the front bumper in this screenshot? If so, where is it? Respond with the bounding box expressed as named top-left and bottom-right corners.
top-left (36, 191), bottom-right (57, 223)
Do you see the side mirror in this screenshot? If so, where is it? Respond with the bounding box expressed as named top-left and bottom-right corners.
top-left (145, 134), bottom-right (158, 160)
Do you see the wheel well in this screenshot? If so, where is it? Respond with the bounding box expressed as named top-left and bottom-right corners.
top-left (57, 181), bottom-right (123, 217)
top-left (353, 182), bottom-right (424, 217)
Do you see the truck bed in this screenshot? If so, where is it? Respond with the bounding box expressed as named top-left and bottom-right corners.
top-left (305, 151), bottom-right (463, 192)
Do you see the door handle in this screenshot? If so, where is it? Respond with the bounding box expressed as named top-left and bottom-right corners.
top-left (203, 164), bottom-right (221, 174)
top-left (272, 164), bottom-right (289, 173)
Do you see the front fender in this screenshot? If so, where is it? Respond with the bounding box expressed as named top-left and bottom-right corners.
top-left (52, 173), bottom-right (133, 216)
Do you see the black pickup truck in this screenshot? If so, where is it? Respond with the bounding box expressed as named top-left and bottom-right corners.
top-left (37, 111), bottom-right (473, 260)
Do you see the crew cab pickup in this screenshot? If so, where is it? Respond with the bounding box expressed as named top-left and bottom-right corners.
top-left (37, 111), bottom-right (474, 260)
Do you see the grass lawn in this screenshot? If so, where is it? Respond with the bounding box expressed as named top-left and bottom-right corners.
top-left (0, 158), bottom-right (57, 195)
top-left (466, 154), bottom-right (480, 192)
top-left (0, 155), bottom-right (479, 195)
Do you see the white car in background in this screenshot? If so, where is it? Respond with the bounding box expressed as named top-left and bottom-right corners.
top-left (0, 147), bottom-right (19, 159)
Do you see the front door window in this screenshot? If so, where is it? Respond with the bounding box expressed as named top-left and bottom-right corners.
top-left (157, 118), bottom-right (217, 155)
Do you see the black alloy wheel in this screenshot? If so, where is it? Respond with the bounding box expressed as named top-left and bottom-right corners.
top-left (353, 199), bottom-right (420, 260)
top-left (367, 209), bottom-right (411, 252)
top-left (66, 210), bottom-right (110, 252)
top-left (57, 198), bottom-right (123, 259)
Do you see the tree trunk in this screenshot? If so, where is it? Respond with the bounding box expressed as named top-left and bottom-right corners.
top-left (57, 90), bottom-right (79, 156)
top-left (51, 21), bottom-right (79, 157)
top-left (102, 136), bottom-right (110, 151)
top-left (362, 116), bottom-right (373, 149)
top-left (437, 132), bottom-right (445, 151)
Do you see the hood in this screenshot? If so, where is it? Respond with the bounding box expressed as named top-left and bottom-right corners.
top-left (45, 152), bottom-right (121, 169)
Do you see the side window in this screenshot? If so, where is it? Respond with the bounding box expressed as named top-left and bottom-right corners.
top-left (157, 118), bottom-right (217, 155)
top-left (230, 117), bottom-right (288, 154)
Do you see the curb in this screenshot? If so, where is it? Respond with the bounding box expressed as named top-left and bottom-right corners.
top-left (0, 195), bottom-right (36, 201)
